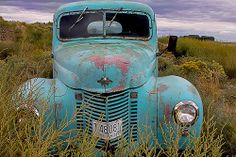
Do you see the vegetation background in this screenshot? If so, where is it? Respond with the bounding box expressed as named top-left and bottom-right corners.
top-left (0, 17), bottom-right (236, 156)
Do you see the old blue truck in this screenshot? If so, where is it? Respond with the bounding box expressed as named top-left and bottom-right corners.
top-left (19, 1), bottom-right (203, 153)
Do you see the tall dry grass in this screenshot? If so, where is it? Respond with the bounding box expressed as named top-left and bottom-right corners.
top-left (0, 59), bottom-right (225, 156)
top-left (158, 50), bottom-right (236, 156)
top-left (0, 19), bottom-right (228, 156)
top-left (159, 36), bottom-right (236, 77)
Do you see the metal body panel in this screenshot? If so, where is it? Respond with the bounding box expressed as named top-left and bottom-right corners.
top-left (147, 76), bottom-right (203, 148)
top-left (21, 75), bottom-right (203, 149)
top-left (20, 1), bottom-right (203, 151)
top-left (54, 41), bottom-right (156, 92)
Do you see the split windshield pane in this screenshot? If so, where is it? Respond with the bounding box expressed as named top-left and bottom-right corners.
top-left (105, 13), bottom-right (150, 38)
top-left (59, 11), bottom-right (150, 40)
top-left (60, 12), bottom-right (103, 39)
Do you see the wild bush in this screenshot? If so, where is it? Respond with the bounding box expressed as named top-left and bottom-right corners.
top-left (159, 53), bottom-right (236, 156)
top-left (0, 21), bottom-right (233, 156)
top-left (176, 38), bottom-right (236, 78)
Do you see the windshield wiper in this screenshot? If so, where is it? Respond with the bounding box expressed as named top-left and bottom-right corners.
top-left (69, 7), bottom-right (88, 31)
top-left (108, 8), bottom-right (122, 27)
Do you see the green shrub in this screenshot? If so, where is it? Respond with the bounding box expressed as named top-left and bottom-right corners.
top-left (158, 36), bottom-right (169, 44)
top-left (176, 38), bottom-right (236, 78)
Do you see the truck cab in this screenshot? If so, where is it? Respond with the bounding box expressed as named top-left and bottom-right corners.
top-left (21, 1), bottom-right (203, 152)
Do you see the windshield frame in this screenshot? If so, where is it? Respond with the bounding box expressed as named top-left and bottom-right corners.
top-left (56, 9), bottom-right (153, 42)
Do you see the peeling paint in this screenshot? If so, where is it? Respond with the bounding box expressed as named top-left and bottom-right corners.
top-left (111, 86), bottom-right (125, 91)
top-left (88, 55), bottom-right (130, 75)
top-left (126, 47), bottom-right (141, 58)
top-left (149, 84), bottom-right (169, 94)
top-left (54, 103), bottom-right (63, 110)
top-left (71, 73), bottom-right (78, 81)
top-left (164, 104), bottom-right (172, 122)
top-left (119, 78), bottom-right (126, 85)
top-left (132, 71), bottom-right (145, 80)
top-left (53, 103), bottom-right (63, 128)
top-left (54, 42), bottom-right (154, 91)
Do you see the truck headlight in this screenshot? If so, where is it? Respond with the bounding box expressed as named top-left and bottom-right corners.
top-left (174, 101), bottom-right (199, 126)
top-left (16, 104), bottom-right (39, 123)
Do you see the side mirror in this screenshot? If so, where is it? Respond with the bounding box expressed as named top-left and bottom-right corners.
top-left (157, 36), bottom-right (178, 57)
top-left (167, 36), bottom-right (178, 52)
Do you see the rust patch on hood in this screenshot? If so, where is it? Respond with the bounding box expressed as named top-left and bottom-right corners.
top-left (164, 104), bottom-right (172, 122)
top-left (149, 84), bottom-right (169, 95)
top-left (88, 55), bottom-right (130, 75)
top-left (53, 103), bottom-right (63, 110)
top-left (111, 86), bottom-right (125, 91)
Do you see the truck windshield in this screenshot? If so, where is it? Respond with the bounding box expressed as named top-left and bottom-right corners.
top-left (59, 11), bottom-right (150, 40)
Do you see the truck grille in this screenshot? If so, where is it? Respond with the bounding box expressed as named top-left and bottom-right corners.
top-left (75, 89), bottom-right (138, 148)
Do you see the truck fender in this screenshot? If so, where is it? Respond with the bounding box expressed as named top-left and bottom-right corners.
top-left (18, 78), bottom-right (67, 126)
top-left (154, 75), bottom-right (203, 148)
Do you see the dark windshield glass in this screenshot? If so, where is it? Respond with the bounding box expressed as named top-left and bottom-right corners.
top-left (59, 12), bottom-right (150, 39)
top-left (105, 13), bottom-right (150, 38)
top-left (60, 13), bottom-right (103, 39)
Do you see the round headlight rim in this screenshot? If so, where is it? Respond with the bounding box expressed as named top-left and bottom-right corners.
top-left (17, 103), bottom-right (40, 117)
top-left (173, 100), bottom-right (199, 127)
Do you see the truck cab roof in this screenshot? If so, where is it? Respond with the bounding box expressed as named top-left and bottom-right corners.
top-left (53, 1), bottom-right (158, 53)
top-left (54, 1), bottom-right (155, 19)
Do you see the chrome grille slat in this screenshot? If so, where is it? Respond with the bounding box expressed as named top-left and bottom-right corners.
top-left (76, 89), bottom-right (138, 148)
top-left (83, 96), bottom-right (106, 105)
top-left (108, 100), bottom-right (129, 110)
top-left (108, 112), bottom-right (129, 121)
top-left (130, 97), bottom-right (138, 140)
top-left (123, 126), bottom-right (129, 132)
top-left (108, 103), bottom-right (129, 114)
top-left (85, 104), bottom-right (106, 112)
top-left (83, 101), bottom-right (106, 110)
top-left (106, 90), bottom-right (129, 99)
top-left (109, 108), bottom-right (129, 118)
top-left (107, 97), bottom-right (129, 106)
top-left (107, 94), bottom-right (129, 104)
top-left (84, 109), bottom-right (104, 117)
top-left (84, 111), bottom-right (105, 120)
top-left (85, 106), bottom-right (106, 114)
top-left (123, 122), bottom-right (129, 128)
top-left (83, 91), bottom-right (106, 99)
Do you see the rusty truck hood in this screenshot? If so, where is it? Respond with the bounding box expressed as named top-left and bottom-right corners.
top-left (54, 41), bottom-right (156, 92)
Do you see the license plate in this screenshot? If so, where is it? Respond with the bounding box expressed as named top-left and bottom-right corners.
top-left (92, 119), bottom-right (122, 140)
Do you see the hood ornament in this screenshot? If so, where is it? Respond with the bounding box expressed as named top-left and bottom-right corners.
top-left (97, 76), bottom-right (112, 86)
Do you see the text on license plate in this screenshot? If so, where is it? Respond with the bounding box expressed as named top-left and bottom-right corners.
top-left (92, 119), bottom-right (122, 140)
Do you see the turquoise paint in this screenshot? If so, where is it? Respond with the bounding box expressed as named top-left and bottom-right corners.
top-left (54, 41), bottom-right (155, 92)
top-left (20, 1), bottom-right (203, 153)
top-left (53, 1), bottom-right (157, 52)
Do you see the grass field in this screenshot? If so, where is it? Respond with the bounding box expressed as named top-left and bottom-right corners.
top-left (0, 17), bottom-right (236, 156)
top-left (159, 36), bottom-right (236, 155)
top-left (159, 37), bottom-right (236, 78)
